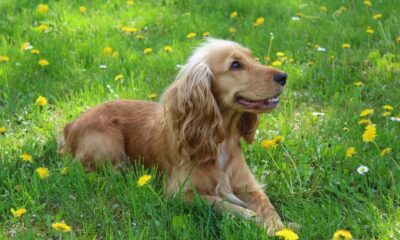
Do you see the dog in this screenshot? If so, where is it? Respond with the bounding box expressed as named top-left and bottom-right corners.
top-left (61, 38), bottom-right (288, 235)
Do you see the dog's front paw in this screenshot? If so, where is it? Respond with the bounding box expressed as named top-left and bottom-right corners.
top-left (265, 217), bottom-right (285, 236)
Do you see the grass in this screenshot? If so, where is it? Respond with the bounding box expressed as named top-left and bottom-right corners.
top-left (1, 0), bottom-right (399, 239)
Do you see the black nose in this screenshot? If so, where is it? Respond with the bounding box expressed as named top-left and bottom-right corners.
top-left (273, 73), bottom-right (287, 86)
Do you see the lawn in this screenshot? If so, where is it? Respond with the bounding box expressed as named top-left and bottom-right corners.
top-left (1, 0), bottom-right (399, 239)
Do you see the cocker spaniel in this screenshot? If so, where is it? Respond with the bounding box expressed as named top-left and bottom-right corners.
top-left (61, 39), bottom-right (288, 235)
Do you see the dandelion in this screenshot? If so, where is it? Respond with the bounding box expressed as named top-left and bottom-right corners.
top-left (346, 147), bottom-right (355, 158)
top-left (114, 74), bottom-right (124, 81)
top-left (0, 55), bottom-right (10, 62)
top-left (10, 208), bottom-right (27, 218)
top-left (390, 116), bottom-right (400, 122)
top-left (38, 4), bottom-right (49, 13)
top-left (276, 52), bottom-right (285, 58)
top-left (366, 26), bottom-right (374, 34)
top-left (202, 32), bottom-right (210, 37)
top-left (21, 42), bottom-right (32, 50)
top-left (343, 127), bottom-right (349, 132)
top-left (357, 165), bottom-right (369, 175)
top-left (52, 222), bottom-right (72, 232)
top-left (148, 93), bottom-right (157, 99)
top-left (99, 64), bottom-right (107, 69)
top-left (262, 140), bottom-right (277, 149)
top-left (21, 153), bottom-right (33, 163)
top-left (353, 81), bottom-right (364, 87)
top-left (362, 124), bottom-right (377, 142)
top-left (380, 148), bottom-right (391, 156)
top-left (15, 185), bottom-right (21, 192)
top-left (0, 126), bottom-right (6, 134)
top-left (136, 34), bottom-right (144, 40)
top-left (320, 6), bottom-right (327, 13)
top-left (397, 36), bottom-right (400, 43)
top-left (60, 167), bottom-right (69, 175)
top-left (31, 49), bottom-right (40, 54)
top-left (127, 0), bottom-right (134, 5)
top-left (137, 175), bottom-right (152, 187)
top-left (358, 119), bottom-right (372, 125)
top-left (103, 47), bottom-right (113, 55)
top-left (275, 228), bottom-right (299, 240)
top-left (273, 136), bottom-right (285, 144)
top-left (373, 13), bottom-right (382, 20)
top-left (333, 229), bottom-right (352, 240)
top-left (230, 11), bottom-right (238, 18)
top-left (186, 32), bottom-right (196, 39)
top-left (253, 17), bottom-right (265, 27)
top-left (36, 96), bottom-right (47, 107)
top-left (38, 59), bottom-right (49, 67)
top-left (164, 46), bottom-right (173, 53)
top-left (363, 0), bottom-right (372, 7)
top-left (383, 105), bottom-right (394, 111)
top-left (37, 23), bottom-right (49, 32)
top-left (36, 167), bottom-right (49, 179)
top-left (360, 108), bottom-right (374, 117)
top-left (296, 12), bottom-right (304, 17)
top-left (229, 27), bottom-right (236, 33)
top-left (382, 112), bottom-right (391, 117)
top-left (121, 26), bottom-right (138, 34)
top-left (272, 60), bottom-right (282, 67)
top-left (342, 43), bottom-right (351, 49)
top-left (143, 48), bottom-right (152, 54)
top-left (79, 6), bottom-right (86, 14)
top-left (112, 51), bottom-right (119, 58)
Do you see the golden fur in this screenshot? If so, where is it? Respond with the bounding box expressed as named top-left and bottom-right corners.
top-left (61, 39), bottom-right (288, 235)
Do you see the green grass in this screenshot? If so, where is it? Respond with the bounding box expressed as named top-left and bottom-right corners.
top-left (1, 0), bottom-right (400, 239)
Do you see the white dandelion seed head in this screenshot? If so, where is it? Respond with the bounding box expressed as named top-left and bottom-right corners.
top-left (291, 17), bottom-right (300, 21)
top-left (99, 64), bottom-right (107, 69)
top-left (390, 117), bottom-right (400, 122)
top-left (312, 112), bottom-right (325, 116)
top-left (357, 165), bottom-right (369, 175)
top-left (317, 47), bottom-right (326, 52)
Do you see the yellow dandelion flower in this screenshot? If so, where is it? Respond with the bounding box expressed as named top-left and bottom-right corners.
top-left (360, 108), bottom-right (374, 117)
top-left (121, 26), bottom-right (138, 34)
top-left (320, 6), bottom-right (327, 13)
top-left (137, 175), bottom-right (152, 187)
top-left (136, 34), bottom-right (144, 40)
top-left (383, 105), bottom-right (394, 111)
top-left (273, 136), bottom-right (285, 144)
top-left (275, 228), bottom-right (299, 240)
top-left (103, 47), bottom-right (113, 55)
top-left (363, 0), bottom-right (372, 7)
top-left (38, 59), bottom-right (49, 67)
top-left (382, 111), bottom-right (391, 117)
top-left (358, 119), bottom-right (372, 125)
top-left (0, 55), bottom-right (10, 62)
top-left (272, 60), bottom-right (282, 67)
top-left (60, 167), bottom-right (69, 175)
top-left (143, 48), bottom-right (152, 54)
top-left (31, 49), bottom-right (40, 54)
top-left (37, 23), bottom-right (49, 32)
top-left (253, 17), bottom-right (265, 27)
top-left (21, 153), bottom-right (33, 163)
top-left (52, 222), bottom-right (72, 232)
top-left (148, 93), bottom-right (157, 99)
top-left (346, 147), bottom-right (355, 158)
top-left (366, 26), bottom-right (374, 34)
top-left (262, 140), bottom-right (277, 149)
top-left (127, 0), bottom-right (134, 5)
top-left (373, 13), bottom-right (382, 20)
top-left (79, 6), bottom-right (86, 14)
top-left (380, 148), bottom-right (391, 156)
top-left (21, 42), bottom-right (31, 50)
top-left (342, 43), bottom-right (351, 49)
top-left (230, 11), bottom-right (238, 18)
top-left (10, 208), bottom-right (27, 218)
top-left (362, 125), bottom-right (377, 142)
top-left (0, 126), bottom-right (6, 134)
top-left (36, 167), bottom-right (50, 179)
top-left (112, 51), bottom-right (119, 58)
top-left (229, 27), bottom-right (236, 33)
top-left (187, 32), bottom-right (196, 39)
top-left (38, 4), bottom-right (49, 14)
top-left (36, 96), bottom-right (47, 107)
top-left (296, 12), bottom-right (304, 17)
top-left (202, 32), bottom-right (210, 37)
top-left (114, 74), bottom-right (124, 81)
top-left (164, 46), bottom-right (173, 53)
top-left (353, 81), bottom-right (364, 87)
top-left (276, 52), bottom-right (285, 58)
top-left (333, 229), bottom-right (352, 240)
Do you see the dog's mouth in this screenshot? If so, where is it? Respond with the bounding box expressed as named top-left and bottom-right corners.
top-left (235, 93), bottom-right (281, 111)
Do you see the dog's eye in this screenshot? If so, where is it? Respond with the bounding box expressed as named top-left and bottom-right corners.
top-left (231, 61), bottom-right (241, 70)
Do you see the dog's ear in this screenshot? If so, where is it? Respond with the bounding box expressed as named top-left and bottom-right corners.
top-left (162, 62), bottom-right (224, 163)
top-left (238, 112), bottom-right (259, 143)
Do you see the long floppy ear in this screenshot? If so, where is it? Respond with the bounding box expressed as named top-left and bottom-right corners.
top-left (238, 112), bottom-right (259, 143)
top-left (162, 62), bottom-right (224, 163)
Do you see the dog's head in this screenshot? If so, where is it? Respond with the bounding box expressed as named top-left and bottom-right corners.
top-left (162, 39), bottom-right (286, 163)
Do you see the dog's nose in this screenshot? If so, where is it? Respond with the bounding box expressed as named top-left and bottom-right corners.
top-left (273, 73), bottom-right (287, 86)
